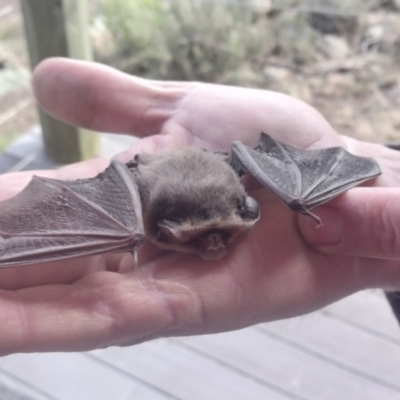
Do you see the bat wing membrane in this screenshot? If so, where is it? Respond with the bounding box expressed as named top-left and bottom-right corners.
top-left (231, 134), bottom-right (302, 205)
top-left (300, 147), bottom-right (381, 208)
top-left (0, 161), bottom-right (144, 267)
top-left (231, 133), bottom-right (381, 213)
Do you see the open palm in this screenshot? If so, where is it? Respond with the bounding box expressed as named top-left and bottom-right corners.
top-left (0, 58), bottom-right (398, 355)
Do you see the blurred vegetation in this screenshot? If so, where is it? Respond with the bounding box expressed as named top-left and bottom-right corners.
top-left (98, 0), bottom-right (272, 86)
top-left (1, 0), bottom-right (399, 148)
top-left (0, 15), bottom-right (21, 41)
top-left (97, 0), bottom-right (400, 82)
top-left (94, 0), bottom-right (400, 143)
top-left (0, 127), bottom-right (19, 152)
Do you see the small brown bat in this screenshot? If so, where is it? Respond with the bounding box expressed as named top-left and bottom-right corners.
top-left (0, 133), bottom-right (380, 267)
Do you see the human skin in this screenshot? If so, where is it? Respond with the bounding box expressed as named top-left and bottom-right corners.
top-left (0, 57), bottom-right (399, 355)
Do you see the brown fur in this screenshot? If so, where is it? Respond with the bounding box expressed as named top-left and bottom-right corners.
top-left (131, 148), bottom-right (259, 259)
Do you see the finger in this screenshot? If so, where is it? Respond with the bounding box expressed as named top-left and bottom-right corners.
top-left (113, 131), bottom-right (191, 163)
top-left (0, 271), bottom-right (175, 355)
top-left (32, 58), bottom-right (189, 135)
top-left (297, 188), bottom-right (400, 259)
top-left (0, 255), bottom-right (111, 290)
top-left (56, 157), bottom-right (110, 179)
top-left (1, 229), bottom-right (395, 355)
top-left (0, 158), bottom-right (110, 203)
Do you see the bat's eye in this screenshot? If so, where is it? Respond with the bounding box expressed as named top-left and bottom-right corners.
top-left (239, 196), bottom-right (260, 220)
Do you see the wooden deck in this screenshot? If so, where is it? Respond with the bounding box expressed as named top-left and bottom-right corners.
top-left (0, 132), bottom-right (399, 399)
top-left (0, 291), bottom-right (399, 400)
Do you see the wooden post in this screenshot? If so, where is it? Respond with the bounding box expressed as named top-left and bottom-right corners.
top-left (20, 0), bottom-right (98, 164)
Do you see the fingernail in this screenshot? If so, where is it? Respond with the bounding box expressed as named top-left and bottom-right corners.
top-left (298, 207), bottom-right (344, 246)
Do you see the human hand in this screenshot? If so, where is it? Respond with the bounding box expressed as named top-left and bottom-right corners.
top-left (0, 57), bottom-right (399, 355)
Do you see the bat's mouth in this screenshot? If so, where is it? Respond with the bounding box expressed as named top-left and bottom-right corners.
top-left (197, 232), bottom-right (227, 260)
top-left (152, 228), bottom-right (231, 260)
top-left (150, 204), bottom-right (260, 260)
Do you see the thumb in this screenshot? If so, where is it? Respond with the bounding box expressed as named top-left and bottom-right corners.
top-left (297, 188), bottom-right (400, 259)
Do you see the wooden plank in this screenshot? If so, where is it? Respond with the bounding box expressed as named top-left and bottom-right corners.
top-left (0, 352), bottom-right (170, 400)
top-left (62, 0), bottom-right (92, 61)
top-left (0, 290), bottom-right (395, 400)
top-left (323, 291), bottom-right (400, 342)
top-left (91, 340), bottom-right (291, 400)
top-left (175, 328), bottom-right (399, 400)
top-left (258, 310), bottom-right (400, 389)
top-left (0, 369), bottom-right (52, 400)
top-left (20, 0), bottom-right (98, 164)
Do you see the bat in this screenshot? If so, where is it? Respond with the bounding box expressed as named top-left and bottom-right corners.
top-left (0, 133), bottom-right (380, 267)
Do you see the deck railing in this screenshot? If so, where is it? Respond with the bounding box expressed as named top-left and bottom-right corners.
top-left (20, 0), bottom-right (98, 164)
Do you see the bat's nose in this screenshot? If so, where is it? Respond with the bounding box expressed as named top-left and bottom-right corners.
top-left (199, 232), bottom-right (227, 260)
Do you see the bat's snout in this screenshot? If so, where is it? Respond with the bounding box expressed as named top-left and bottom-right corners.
top-left (198, 232), bottom-right (227, 260)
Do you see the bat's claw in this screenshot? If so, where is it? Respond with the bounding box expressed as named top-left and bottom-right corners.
top-left (302, 209), bottom-right (322, 227)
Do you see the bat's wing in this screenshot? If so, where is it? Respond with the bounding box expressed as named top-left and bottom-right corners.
top-left (231, 133), bottom-right (381, 219)
top-left (0, 161), bottom-right (144, 267)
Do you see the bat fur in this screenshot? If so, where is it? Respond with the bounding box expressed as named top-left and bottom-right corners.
top-left (130, 148), bottom-right (260, 260)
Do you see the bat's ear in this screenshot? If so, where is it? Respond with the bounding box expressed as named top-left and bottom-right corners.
top-left (213, 151), bottom-right (230, 163)
top-left (126, 154), bottom-right (140, 169)
top-left (157, 219), bottom-right (186, 241)
top-left (126, 153), bottom-right (154, 169)
top-left (212, 150), bottom-right (242, 176)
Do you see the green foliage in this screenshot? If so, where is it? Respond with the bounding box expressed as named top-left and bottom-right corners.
top-left (0, 128), bottom-right (19, 153)
top-left (100, 0), bottom-right (271, 85)
top-left (101, 0), bottom-right (168, 72)
top-left (101, 0), bottom-right (163, 50)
